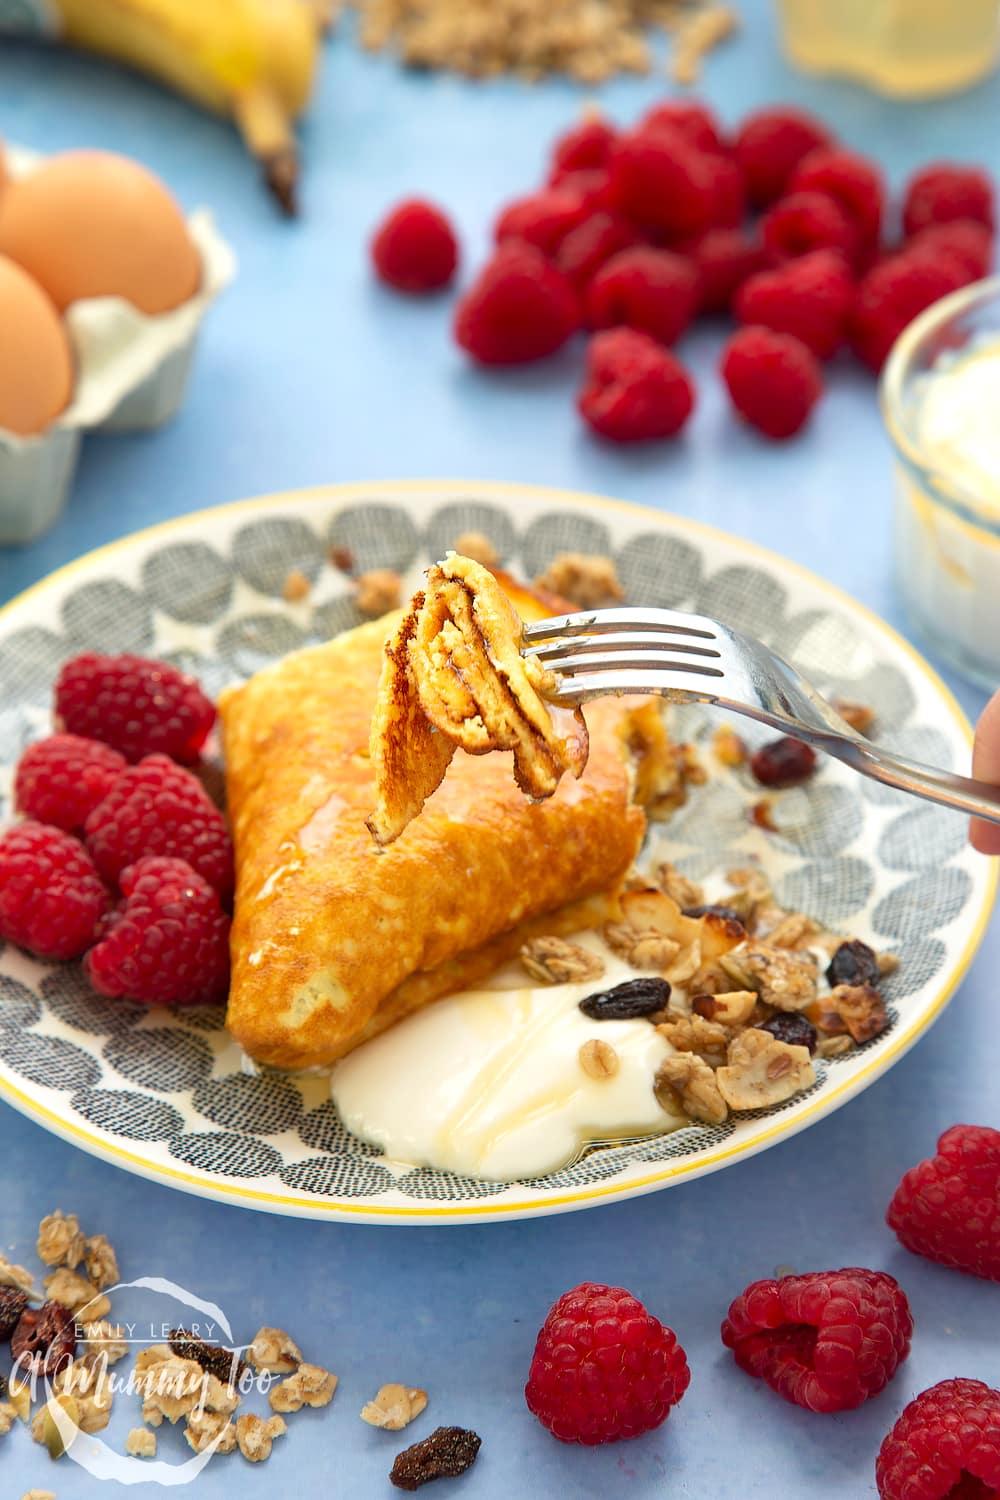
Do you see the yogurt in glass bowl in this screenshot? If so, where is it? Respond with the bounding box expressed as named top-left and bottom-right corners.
top-left (882, 276), bottom-right (1000, 687)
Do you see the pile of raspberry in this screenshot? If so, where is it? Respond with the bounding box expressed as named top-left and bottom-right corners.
top-left (523, 1122), bottom-right (1000, 1499)
top-left (0, 653), bottom-right (232, 1008)
top-left (371, 104), bottom-right (994, 442)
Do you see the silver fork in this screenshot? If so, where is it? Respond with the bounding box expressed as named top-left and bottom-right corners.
top-left (523, 605), bottom-right (1000, 826)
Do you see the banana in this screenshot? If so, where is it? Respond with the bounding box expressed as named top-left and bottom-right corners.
top-left (43, 0), bottom-right (322, 214)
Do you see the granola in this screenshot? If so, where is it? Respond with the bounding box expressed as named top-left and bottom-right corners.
top-left (715, 1029), bottom-right (816, 1111)
top-left (520, 936), bottom-right (605, 985)
top-left (0, 1257), bottom-right (35, 1294)
top-left (185, 1407), bottom-right (237, 1455)
top-left (36, 1213), bottom-right (85, 1271)
top-left (452, 531), bottom-right (498, 568)
top-left (236, 1412), bottom-right (287, 1462)
top-left (248, 1326), bottom-right (302, 1375)
top-left (282, 568), bottom-right (312, 604)
top-left (654, 1053), bottom-right (728, 1125)
top-left (43, 1268), bottom-right (110, 1322)
top-left (727, 942), bottom-right (818, 1012)
top-left (83, 1235), bottom-right (119, 1291)
top-left (0, 1402), bottom-right (16, 1437)
top-left (828, 984), bottom-right (890, 1044)
top-left (269, 1362), bottom-right (338, 1414)
top-left (578, 1038), bottom-right (620, 1080)
top-left (126, 1427), bottom-right (157, 1458)
top-left (535, 551), bottom-right (624, 608)
top-left (53, 1358), bottom-right (114, 1434)
top-left (361, 1384), bottom-right (429, 1431)
top-left (83, 1322), bottom-right (128, 1364)
top-left (355, 568), bottom-right (403, 618)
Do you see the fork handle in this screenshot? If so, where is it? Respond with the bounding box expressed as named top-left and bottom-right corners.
top-left (797, 727), bottom-right (1000, 826)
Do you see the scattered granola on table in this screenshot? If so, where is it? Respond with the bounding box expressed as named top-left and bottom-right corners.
top-left (269, 1362), bottom-right (339, 1413)
top-left (36, 1213), bottom-right (85, 1271)
top-left (361, 1384), bottom-right (429, 1431)
top-left (248, 1326), bottom-right (303, 1375)
top-left (236, 1411), bottom-right (287, 1462)
top-left (126, 1426), bottom-right (157, 1458)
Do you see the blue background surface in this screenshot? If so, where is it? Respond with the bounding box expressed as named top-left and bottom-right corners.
top-left (1, 4), bottom-right (998, 1496)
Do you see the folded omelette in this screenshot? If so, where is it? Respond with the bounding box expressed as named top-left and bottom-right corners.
top-left (220, 578), bottom-right (686, 1071)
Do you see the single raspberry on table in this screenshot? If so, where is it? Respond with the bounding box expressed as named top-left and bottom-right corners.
top-left (902, 162), bottom-right (995, 237)
top-left (733, 106), bottom-right (833, 207)
top-left (551, 113), bottom-right (617, 174)
top-left (85, 856), bottom-right (230, 1007)
top-left (762, 191), bottom-right (858, 264)
top-left (84, 753), bottom-right (234, 901)
top-left (0, 821), bottom-right (109, 961)
top-left (608, 125), bottom-right (716, 239)
top-left (907, 219), bottom-right (994, 281)
top-left (494, 190), bottom-right (589, 257)
top-left (55, 652), bottom-right (216, 766)
top-left (525, 1281), bottom-right (690, 1443)
top-left (555, 212), bottom-right (643, 295)
top-left (453, 242), bottom-right (579, 365)
top-left (720, 326), bottom-right (823, 440)
top-left (791, 147), bottom-right (886, 251)
top-left (721, 1268), bottom-right (913, 1413)
top-left (850, 251), bottom-right (970, 372)
top-left (578, 328), bottom-right (695, 443)
top-left (886, 1123), bottom-right (1000, 1281)
top-left (14, 733), bottom-right (126, 832)
top-left (585, 246), bottom-right (699, 345)
top-left (641, 99), bottom-right (725, 154)
top-left (370, 199), bottom-right (459, 293)
top-left (876, 1378), bottom-right (1000, 1500)
top-left (680, 228), bottom-right (763, 313)
top-left (735, 250), bottom-right (856, 361)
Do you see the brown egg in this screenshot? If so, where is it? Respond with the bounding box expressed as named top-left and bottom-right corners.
top-left (0, 151), bottom-right (201, 315)
top-left (0, 254), bottom-right (74, 436)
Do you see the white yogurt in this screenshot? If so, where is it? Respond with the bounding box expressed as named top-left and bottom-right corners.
top-left (330, 937), bottom-right (680, 1181)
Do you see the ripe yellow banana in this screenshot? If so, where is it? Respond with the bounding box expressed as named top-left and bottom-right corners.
top-left (44, 0), bottom-right (323, 214)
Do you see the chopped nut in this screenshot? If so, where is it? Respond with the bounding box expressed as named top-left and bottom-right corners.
top-left (83, 1321), bottom-right (128, 1364)
top-left (355, 568), bottom-right (402, 617)
top-left (829, 984), bottom-right (889, 1044)
top-left (236, 1412), bottom-right (286, 1463)
top-left (833, 699), bottom-right (876, 735)
top-left (453, 531), bottom-right (498, 567)
top-left (535, 551), bottom-right (624, 609)
top-left (43, 1267), bottom-right (110, 1322)
top-left (126, 1426), bottom-right (157, 1458)
top-left (734, 942), bottom-right (818, 1012)
top-left (520, 936), bottom-right (605, 984)
top-left (361, 1384), bottom-right (429, 1431)
top-left (578, 1038), bottom-right (620, 1080)
top-left (817, 1034), bottom-right (854, 1059)
top-left (808, 996), bottom-right (849, 1034)
top-left (37, 1212), bottom-right (85, 1270)
top-left (654, 1053), bottom-right (728, 1125)
top-left (877, 951), bottom-right (901, 977)
top-left (329, 543), bottom-right (354, 572)
top-left (691, 990), bottom-right (757, 1027)
top-left (657, 1012), bottom-right (728, 1063)
top-left (604, 922), bottom-right (680, 972)
top-left (282, 568), bottom-right (312, 603)
top-left (0, 1402), bottom-right (16, 1437)
top-left (654, 863), bottom-right (704, 910)
top-left (185, 1408), bottom-right (237, 1455)
top-left (269, 1363), bottom-right (338, 1414)
top-left (248, 1326), bottom-right (302, 1375)
top-left (764, 913), bottom-right (821, 950)
top-left (0, 1256), bottom-right (35, 1294)
top-left (716, 1028), bottom-right (816, 1111)
top-left (712, 725), bottom-right (747, 768)
top-left (32, 1393), bottom-right (80, 1459)
top-left (83, 1235), bottom-right (119, 1290)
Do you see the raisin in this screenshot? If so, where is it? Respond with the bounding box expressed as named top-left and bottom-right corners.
top-left (0, 1287), bottom-right (28, 1343)
top-left (759, 1013), bottom-right (817, 1054)
top-left (750, 736), bottom-right (817, 788)
top-left (683, 903), bottom-right (745, 925)
top-left (11, 1300), bottom-right (76, 1378)
top-left (390, 1426), bottom-right (482, 1491)
top-left (0, 1371), bottom-right (6, 1399)
top-left (826, 940), bottom-right (880, 989)
top-left (168, 1328), bottom-right (248, 1388)
top-left (579, 977), bottom-right (671, 1020)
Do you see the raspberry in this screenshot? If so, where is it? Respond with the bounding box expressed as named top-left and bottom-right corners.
top-left (585, 246), bottom-right (698, 344)
top-left (704, 152), bottom-right (746, 229)
top-left (453, 242), bottom-right (578, 365)
top-left (680, 228), bottom-right (763, 313)
top-left (908, 219), bottom-right (994, 280)
top-left (792, 147), bottom-right (885, 249)
top-left (721, 1268), bottom-right (913, 1414)
top-left (525, 1282), bottom-right (690, 1444)
top-left (551, 114), bottom-right (617, 174)
top-left (555, 212), bottom-right (643, 295)
top-left (370, 199), bottom-right (458, 293)
top-left (641, 100), bottom-right (724, 154)
top-left (84, 753), bottom-right (234, 901)
top-left (762, 191), bottom-right (857, 264)
top-left (0, 822), bottom-right (109, 961)
top-left (55, 652), bottom-right (216, 765)
top-left (850, 251), bottom-right (969, 372)
top-left (886, 1123), bottom-right (1000, 1281)
top-left (494, 190), bottom-right (589, 257)
top-left (14, 733), bottom-right (126, 832)
top-left (733, 106), bottom-right (833, 208)
top-left (720, 326), bottom-right (822, 440)
top-left (545, 167), bottom-right (613, 212)
top-left (903, 162), bottom-right (995, 237)
top-left (735, 250), bottom-right (855, 361)
top-left (608, 126), bottom-right (716, 238)
top-left (85, 856), bottom-right (230, 1007)
top-left (876, 1379), bottom-right (1000, 1500)
top-left (578, 328), bottom-right (695, 443)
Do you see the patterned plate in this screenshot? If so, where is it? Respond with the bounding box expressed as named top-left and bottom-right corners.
top-left (0, 482), bottom-right (994, 1224)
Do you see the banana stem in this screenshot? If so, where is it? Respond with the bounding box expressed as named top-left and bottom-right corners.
top-left (233, 86), bottom-right (300, 217)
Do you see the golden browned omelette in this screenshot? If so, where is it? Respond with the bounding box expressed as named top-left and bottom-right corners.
top-left (218, 573), bottom-right (684, 1071)
top-left (368, 553), bottom-right (588, 845)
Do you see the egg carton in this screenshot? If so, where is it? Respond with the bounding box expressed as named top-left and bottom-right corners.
top-left (0, 146), bottom-right (237, 545)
